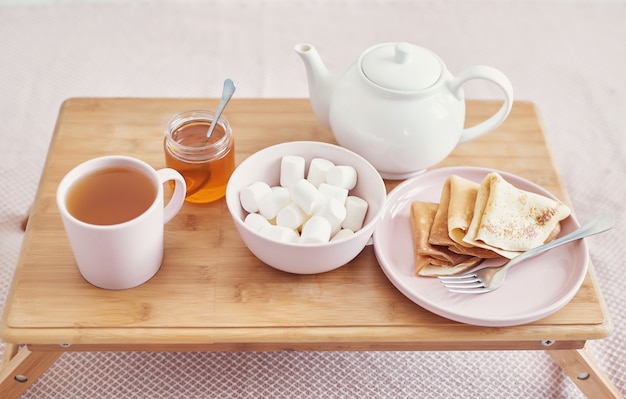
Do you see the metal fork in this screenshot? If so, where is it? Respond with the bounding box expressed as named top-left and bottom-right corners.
top-left (438, 214), bottom-right (615, 294)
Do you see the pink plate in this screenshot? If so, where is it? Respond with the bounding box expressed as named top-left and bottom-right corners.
top-left (373, 166), bottom-right (588, 327)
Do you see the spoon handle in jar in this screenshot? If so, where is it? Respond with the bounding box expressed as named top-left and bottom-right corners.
top-left (206, 78), bottom-right (236, 138)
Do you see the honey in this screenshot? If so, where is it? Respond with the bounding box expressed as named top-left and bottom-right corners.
top-left (164, 110), bottom-right (235, 203)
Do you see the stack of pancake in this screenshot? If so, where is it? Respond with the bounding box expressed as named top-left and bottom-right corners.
top-left (410, 172), bottom-right (571, 277)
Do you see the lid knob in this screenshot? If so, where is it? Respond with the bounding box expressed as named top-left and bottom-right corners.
top-left (394, 42), bottom-right (413, 64)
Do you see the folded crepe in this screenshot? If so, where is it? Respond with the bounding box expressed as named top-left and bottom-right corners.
top-left (414, 255), bottom-right (483, 277)
top-left (429, 175), bottom-right (502, 259)
top-left (462, 172), bottom-right (570, 257)
top-left (410, 201), bottom-right (482, 277)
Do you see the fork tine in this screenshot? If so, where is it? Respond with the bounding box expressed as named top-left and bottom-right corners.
top-left (438, 273), bottom-right (477, 281)
top-left (441, 281), bottom-right (484, 288)
top-left (447, 287), bottom-right (493, 294)
top-left (440, 277), bottom-right (481, 285)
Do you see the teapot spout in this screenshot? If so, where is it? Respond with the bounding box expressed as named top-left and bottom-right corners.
top-left (294, 43), bottom-right (336, 130)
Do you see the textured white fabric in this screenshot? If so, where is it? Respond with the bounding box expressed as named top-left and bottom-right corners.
top-left (1, 1), bottom-right (625, 398)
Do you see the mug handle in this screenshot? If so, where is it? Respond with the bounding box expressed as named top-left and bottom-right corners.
top-left (447, 65), bottom-right (514, 144)
top-left (157, 168), bottom-right (187, 224)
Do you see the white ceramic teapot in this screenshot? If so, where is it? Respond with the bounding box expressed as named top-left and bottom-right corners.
top-left (295, 42), bottom-right (514, 179)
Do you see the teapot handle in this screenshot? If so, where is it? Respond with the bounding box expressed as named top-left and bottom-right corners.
top-left (448, 65), bottom-right (514, 144)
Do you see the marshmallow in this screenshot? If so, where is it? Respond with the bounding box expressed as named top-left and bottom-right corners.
top-left (313, 198), bottom-right (346, 235)
top-left (318, 183), bottom-right (348, 205)
top-left (244, 212), bottom-right (272, 232)
top-left (276, 202), bottom-right (309, 231)
top-left (300, 216), bottom-right (332, 244)
top-left (342, 195), bottom-right (368, 231)
top-left (258, 186), bottom-right (291, 220)
top-left (306, 157), bottom-right (335, 187)
top-left (331, 228), bottom-right (355, 241)
top-left (240, 181), bottom-right (271, 213)
top-left (259, 224), bottom-right (299, 243)
top-left (280, 155), bottom-right (305, 188)
top-left (326, 165), bottom-right (357, 190)
top-left (290, 178), bottom-right (326, 215)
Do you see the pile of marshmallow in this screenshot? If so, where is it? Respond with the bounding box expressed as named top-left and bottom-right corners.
top-left (239, 155), bottom-right (369, 244)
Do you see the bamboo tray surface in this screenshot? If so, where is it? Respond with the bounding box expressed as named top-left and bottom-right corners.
top-left (0, 98), bottom-right (610, 345)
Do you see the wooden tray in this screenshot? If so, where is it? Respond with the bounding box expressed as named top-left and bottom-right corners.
top-left (1, 98), bottom-right (611, 347)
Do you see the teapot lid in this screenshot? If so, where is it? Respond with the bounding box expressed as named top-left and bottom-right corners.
top-left (361, 42), bottom-right (442, 91)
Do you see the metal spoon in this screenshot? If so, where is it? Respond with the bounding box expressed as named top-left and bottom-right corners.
top-left (206, 78), bottom-right (236, 138)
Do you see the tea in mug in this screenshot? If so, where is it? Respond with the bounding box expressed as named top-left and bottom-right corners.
top-left (164, 110), bottom-right (235, 203)
top-left (66, 166), bottom-right (156, 225)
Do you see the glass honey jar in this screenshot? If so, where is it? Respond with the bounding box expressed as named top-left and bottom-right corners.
top-left (164, 109), bottom-right (235, 203)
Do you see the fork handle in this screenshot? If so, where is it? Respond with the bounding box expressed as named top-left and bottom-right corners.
top-left (506, 213), bottom-right (615, 269)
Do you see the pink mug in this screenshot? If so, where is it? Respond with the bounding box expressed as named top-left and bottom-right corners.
top-left (56, 155), bottom-right (186, 289)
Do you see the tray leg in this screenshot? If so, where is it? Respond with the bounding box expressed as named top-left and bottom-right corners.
top-left (21, 207), bottom-right (31, 231)
top-left (1, 344), bottom-right (19, 367)
top-left (547, 343), bottom-right (624, 399)
top-left (0, 344), bottom-right (62, 399)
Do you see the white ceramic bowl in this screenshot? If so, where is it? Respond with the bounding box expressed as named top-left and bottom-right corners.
top-left (226, 141), bottom-right (387, 274)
